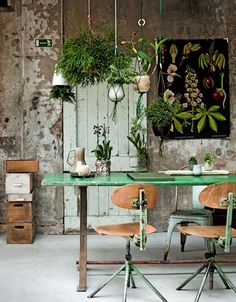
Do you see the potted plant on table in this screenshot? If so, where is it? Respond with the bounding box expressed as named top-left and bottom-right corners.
top-left (92, 124), bottom-right (113, 176)
top-left (204, 153), bottom-right (214, 171)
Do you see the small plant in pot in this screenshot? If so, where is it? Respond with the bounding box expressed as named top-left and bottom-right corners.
top-left (121, 33), bottom-right (169, 93)
top-left (146, 90), bottom-right (192, 156)
top-left (204, 153), bottom-right (214, 171)
top-left (92, 124), bottom-right (113, 176)
top-left (107, 52), bottom-right (134, 121)
top-left (189, 154), bottom-right (198, 170)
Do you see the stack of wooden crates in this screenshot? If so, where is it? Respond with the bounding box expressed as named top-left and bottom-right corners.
top-left (5, 160), bottom-right (39, 244)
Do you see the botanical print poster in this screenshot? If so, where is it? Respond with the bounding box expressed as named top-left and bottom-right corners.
top-left (161, 39), bottom-right (230, 139)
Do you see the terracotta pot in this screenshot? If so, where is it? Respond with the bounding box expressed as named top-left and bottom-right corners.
top-left (133, 75), bottom-right (151, 93)
top-left (96, 160), bottom-right (111, 176)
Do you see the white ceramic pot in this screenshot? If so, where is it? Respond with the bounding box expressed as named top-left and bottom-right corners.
top-left (204, 162), bottom-right (213, 171)
top-left (108, 84), bottom-right (125, 102)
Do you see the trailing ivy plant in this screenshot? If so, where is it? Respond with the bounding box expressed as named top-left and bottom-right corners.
top-left (192, 105), bottom-right (226, 133)
top-left (49, 86), bottom-right (76, 103)
top-left (127, 94), bottom-right (148, 169)
top-left (56, 28), bottom-right (115, 87)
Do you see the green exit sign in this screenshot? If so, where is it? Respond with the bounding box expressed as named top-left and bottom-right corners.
top-left (35, 39), bottom-right (52, 47)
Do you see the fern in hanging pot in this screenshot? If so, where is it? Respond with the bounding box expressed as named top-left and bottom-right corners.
top-left (107, 52), bottom-right (134, 121)
top-left (55, 28), bottom-right (115, 87)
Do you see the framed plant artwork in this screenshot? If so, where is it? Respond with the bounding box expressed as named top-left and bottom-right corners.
top-left (161, 38), bottom-right (230, 139)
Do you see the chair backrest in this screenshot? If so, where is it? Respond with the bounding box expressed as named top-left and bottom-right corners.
top-left (199, 182), bottom-right (236, 252)
top-left (199, 182), bottom-right (236, 209)
top-left (111, 184), bottom-right (158, 209)
top-left (192, 185), bottom-right (207, 209)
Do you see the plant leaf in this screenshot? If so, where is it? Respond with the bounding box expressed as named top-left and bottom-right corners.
top-left (192, 112), bottom-right (203, 121)
top-left (208, 105), bottom-right (221, 112)
top-left (208, 115), bottom-right (218, 132)
top-left (197, 115), bottom-right (206, 133)
top-left (137, 50), bottom-right (152, 63)
top-left (172, 117), bottom-right (183, 134)
top-left (175, 112), bottom-right (192, 119)
top-left (209, 112), bottom-right (226, 121)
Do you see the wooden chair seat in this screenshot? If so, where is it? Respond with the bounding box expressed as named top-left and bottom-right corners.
top-left (95, 222), bottom-right (156, 237)
top-left (177, 225), bottom-right (236, 238)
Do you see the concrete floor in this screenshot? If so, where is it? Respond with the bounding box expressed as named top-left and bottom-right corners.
top-left (0, 232), bottom-right (236, 302)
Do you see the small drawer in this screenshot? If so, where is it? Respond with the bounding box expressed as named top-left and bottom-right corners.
top-left (6, 202), bottom-right (34, 223)
top-left (6, 160), bottom-right (39, 173)
top-left (7, 192), bottom-right (34, 202)
top-left (7, 221), bottom-right (36, 244)
top-left (5, 173), bottom-right (33, 194)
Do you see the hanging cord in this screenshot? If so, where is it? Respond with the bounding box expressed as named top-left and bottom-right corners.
top-left (88, 0), bottom-right (91, 32)
top-left (109, 0), bottom-right (125, 122)
top-left (114, 0), bottom-right (118, 54)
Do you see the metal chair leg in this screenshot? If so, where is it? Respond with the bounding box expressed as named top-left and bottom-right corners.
top-left (130, 271), bottom-right (136, 288)
top-left (87, 264), bottom-right (125, 298)
top-left (176, 263), bottom-right (208, 290)
top-left (163, 221), bottom-right (177, 260)
top-left (194, 262), bottom-right (211, 302)
top-left (214, 262), bottom-right (236, 293)
top-left (132, 265), bottom-right (168, 302)
top-left (123, 261), bottom-right (130, 302)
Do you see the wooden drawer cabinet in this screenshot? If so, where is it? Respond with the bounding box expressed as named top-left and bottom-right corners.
top-left (7, 221), bottom-right (36, 244)
top-left (7, 192), bottom-right (33, 202)
top-left (5, 173), bottom-right (33, 194)
top-left (7, 202), bottom-right (34, 223)
top-left (5, 160), bottom-right (38, 244)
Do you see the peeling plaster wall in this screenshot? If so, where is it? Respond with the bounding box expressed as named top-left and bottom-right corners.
top-left (0, 0), bottom-right (236, 233)
top-left (0, 0), bottom-right (64, 234)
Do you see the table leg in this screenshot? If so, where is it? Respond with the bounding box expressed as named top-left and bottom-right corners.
top-left (77, 186), bottom-right (87, 292)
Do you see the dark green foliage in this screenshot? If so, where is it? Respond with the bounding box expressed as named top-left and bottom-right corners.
top-left (107, 52), bottom-right (134, 84)
top-left (49, 86), bottom-right (76, 103)
top-left (56, 29), bottom-right (115, 87)
top-left (146, 98), bottom-right (177, 128)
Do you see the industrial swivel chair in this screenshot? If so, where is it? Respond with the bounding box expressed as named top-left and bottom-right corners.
top-left (163, 186), bottom-right (212, 260)
top-left (88, 184), bottom-right (167, 302)
top-left (176, 182), bottom-right (236, 302)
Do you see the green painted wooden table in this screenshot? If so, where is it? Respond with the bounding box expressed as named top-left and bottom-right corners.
top-left (42, 172), bottom-right (236, 292)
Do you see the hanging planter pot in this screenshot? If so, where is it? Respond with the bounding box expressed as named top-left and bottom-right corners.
top-left (152, 124), bottom-right (170, 138)
top-left (108, 83), bottom-right (125, 102)
top-left (133, 75), bottom-right (151, 93)
top-left (108, 83), bottom-right (125, 122)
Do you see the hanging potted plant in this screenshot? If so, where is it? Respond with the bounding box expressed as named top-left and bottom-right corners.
top-left (121, 33), bottom-right (169, 93)
top-left (92, 124), bottom-right (113, 176)
top-left (107, 52), bottom-right (134, 121)
top-left (55, 27), bottom-right (115, 87)
top-left (146, 91), bottom-right (192, 156)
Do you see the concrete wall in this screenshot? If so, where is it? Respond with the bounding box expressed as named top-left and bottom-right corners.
top-left (0, 0), bottom-right (235, 233)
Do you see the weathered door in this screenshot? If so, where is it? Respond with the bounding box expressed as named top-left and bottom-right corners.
top-left (63, 83), bottom-right (146, 233)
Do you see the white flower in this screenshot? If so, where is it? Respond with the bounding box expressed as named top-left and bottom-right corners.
top-left (164, 89), bottom-right (175, 104)
top-left (167, 64), bottom-right (178, 82)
